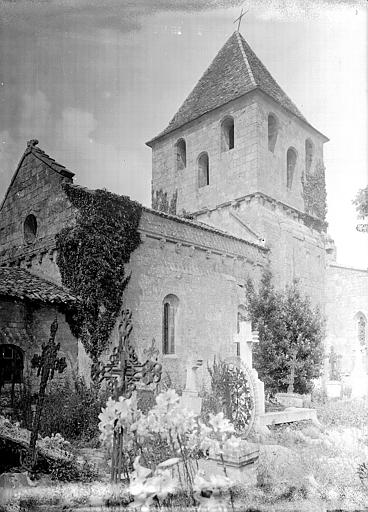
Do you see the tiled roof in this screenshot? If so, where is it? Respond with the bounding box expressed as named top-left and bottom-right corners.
top-left (147, 31), bottom-right (308, 144)
top-left (0, 267), bottom-right (78, 305)
top-left (31, 142), bottom-right (74, 179)
top-left (141, 206), bottom-right (266, 251)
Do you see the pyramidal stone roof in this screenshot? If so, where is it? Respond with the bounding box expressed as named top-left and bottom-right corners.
top-left (148, 31), bottom-right (307, 144)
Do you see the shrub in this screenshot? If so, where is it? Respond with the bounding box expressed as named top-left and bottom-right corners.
top-left (38, 377), bottom-right (108, 442)
top-left (204, 358), bottom-right (254, 433)
top-left (48, 456), bottom-right (97, 482)
top-left (246, 270), bottom-right (325, 394)
top-left (13, 376), bottom-right (108, 443)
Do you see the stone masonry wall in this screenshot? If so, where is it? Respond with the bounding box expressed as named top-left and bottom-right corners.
top-left (196, 196), bottom-right (326, 308)
top-left (150, 91), bottom-right (326, 217)
top-left (0, 299), bottom-right (77, 393)
top-left (116, 226), bottom-right (266, 389)
top-left (256, 93), bottom-right (326, 213)
top-left (0, 151), bottom-right (77, 284)
top-left (151, 93), bottom-right (259, 215)
top-left (325, 264), bottom-right (368, 375)
top-left (0, 144), bottom-right (268, 390)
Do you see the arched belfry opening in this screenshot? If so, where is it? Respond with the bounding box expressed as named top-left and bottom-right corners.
top-left (221, 117), bottom-right (234, 152)
top-left (198, 152), bottom-right (209, 188)
top-left (286, 147), bottom-right (297, 189)
top-left (175, 138), bottom-right (186, 171)
top-left (268, 113), bottom-right (278, 152)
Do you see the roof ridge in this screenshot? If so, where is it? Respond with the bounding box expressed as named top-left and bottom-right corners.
top-left (235, 30), bottom-right (256, 87)
top-left (142, 205), bottom-right (268, 251)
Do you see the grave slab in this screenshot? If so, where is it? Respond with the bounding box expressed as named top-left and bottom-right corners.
top-left (258, 407), bottom-right (320, 427)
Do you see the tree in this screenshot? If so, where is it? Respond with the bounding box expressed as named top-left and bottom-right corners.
top-left (246, 270), bottom-right (325, 395)
top-left (353, 186), bottom-right (368, 233)
top-left (353, 186), bottom-right (368, 219)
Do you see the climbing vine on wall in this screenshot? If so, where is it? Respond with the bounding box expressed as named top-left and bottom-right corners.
top-left (55, 184), bottom-right (142, 362)
top-left (152, 188), bottom-right (178, 215)
top-left (302, 160), bottom-right (327, 221)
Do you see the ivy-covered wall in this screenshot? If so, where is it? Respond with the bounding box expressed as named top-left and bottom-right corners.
top-left (56, 184), bottom-right (142, 362)
top-left (302, 161), bottom-right (327, 221)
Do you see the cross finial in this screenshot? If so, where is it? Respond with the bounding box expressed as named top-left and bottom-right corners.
top-left (233, 7), bottom-right (248, 32)
top-left (27, 139), bottom-right (39, 148)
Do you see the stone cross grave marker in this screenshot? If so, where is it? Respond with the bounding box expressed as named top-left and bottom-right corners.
top-left (234, 320), bottom-right (265, 418)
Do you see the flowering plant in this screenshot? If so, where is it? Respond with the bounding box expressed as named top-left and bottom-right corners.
top-left (98, 389), bottom-right (240, 509)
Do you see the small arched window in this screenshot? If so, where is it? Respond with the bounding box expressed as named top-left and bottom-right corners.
top-left (221, 117), bottom-right (234, 152)
top-left (305, 139), bottom-right (314, 173)
top-left (163, 294), bottom-right (179, 355)
top-left (286, 147), bottom-right (297, 189)
top-left (357, 313), bottom-right (366, 346)
top-left (198, 152), bottom-right (209, 188)
top-left (24, 214), bottom-right (37, 243)
top-left (0, 344), bottom-right (24, 385)
top-left (176, 139), bottom-right (186, 171)
top-left (268, 114), bottom-right (278, 152)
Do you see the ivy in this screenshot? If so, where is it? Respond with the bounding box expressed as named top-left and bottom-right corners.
top-left (152, 188), bottom-right (177, 215)
top-left (55, 184), bottom-right (142, 362)
top-left (302, 160), bottom-right (327, 221)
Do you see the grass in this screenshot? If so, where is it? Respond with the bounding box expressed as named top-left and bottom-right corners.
top-left (1, 398), bottom-right (368, 511)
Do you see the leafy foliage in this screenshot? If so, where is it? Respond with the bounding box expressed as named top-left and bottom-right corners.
top-left (56, 183), bottom-right (142, 361)
top-left (353, 186), bottom-right (368, 219)
top-left (302, 160), bottom-right (327, 221)
top-left (246, 270), bottom-right (325, 394)
top-left (48, 456), bottom-right (97, 482)
top-left (39, 377), bottom-right (109, 442)
top-left (205, 358), bottom-right (253, 432)
top-left (12, 376), bottom-right (108, 442)
top-left (152, 188), bottom-right (178, 215)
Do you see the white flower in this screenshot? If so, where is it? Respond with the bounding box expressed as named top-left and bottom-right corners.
top-left (208, 412), bottom-right (235, 435)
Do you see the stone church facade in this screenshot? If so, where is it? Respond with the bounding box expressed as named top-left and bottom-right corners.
top-left (0, 31), bottom-right (367, 394)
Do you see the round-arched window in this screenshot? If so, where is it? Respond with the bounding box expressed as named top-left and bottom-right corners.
top-left (24, 214), bottom-right (37, 243)
top-left (163, 294), bottom-right (179, 355)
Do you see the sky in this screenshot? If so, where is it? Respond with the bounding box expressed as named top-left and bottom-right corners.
top-left (0, 0), bottom-right (367, 268)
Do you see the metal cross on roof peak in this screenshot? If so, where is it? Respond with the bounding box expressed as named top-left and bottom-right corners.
top-left (234, 7), bottom-right (248, 32)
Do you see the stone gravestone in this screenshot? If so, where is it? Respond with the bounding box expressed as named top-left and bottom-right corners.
top-left (234, 320), bottom-right (265, 420)
top-left (180, 359), bottom-right (203, 415)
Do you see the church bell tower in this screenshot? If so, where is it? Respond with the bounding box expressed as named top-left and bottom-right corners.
top-left (147, 30), bottom-right (329, 305)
